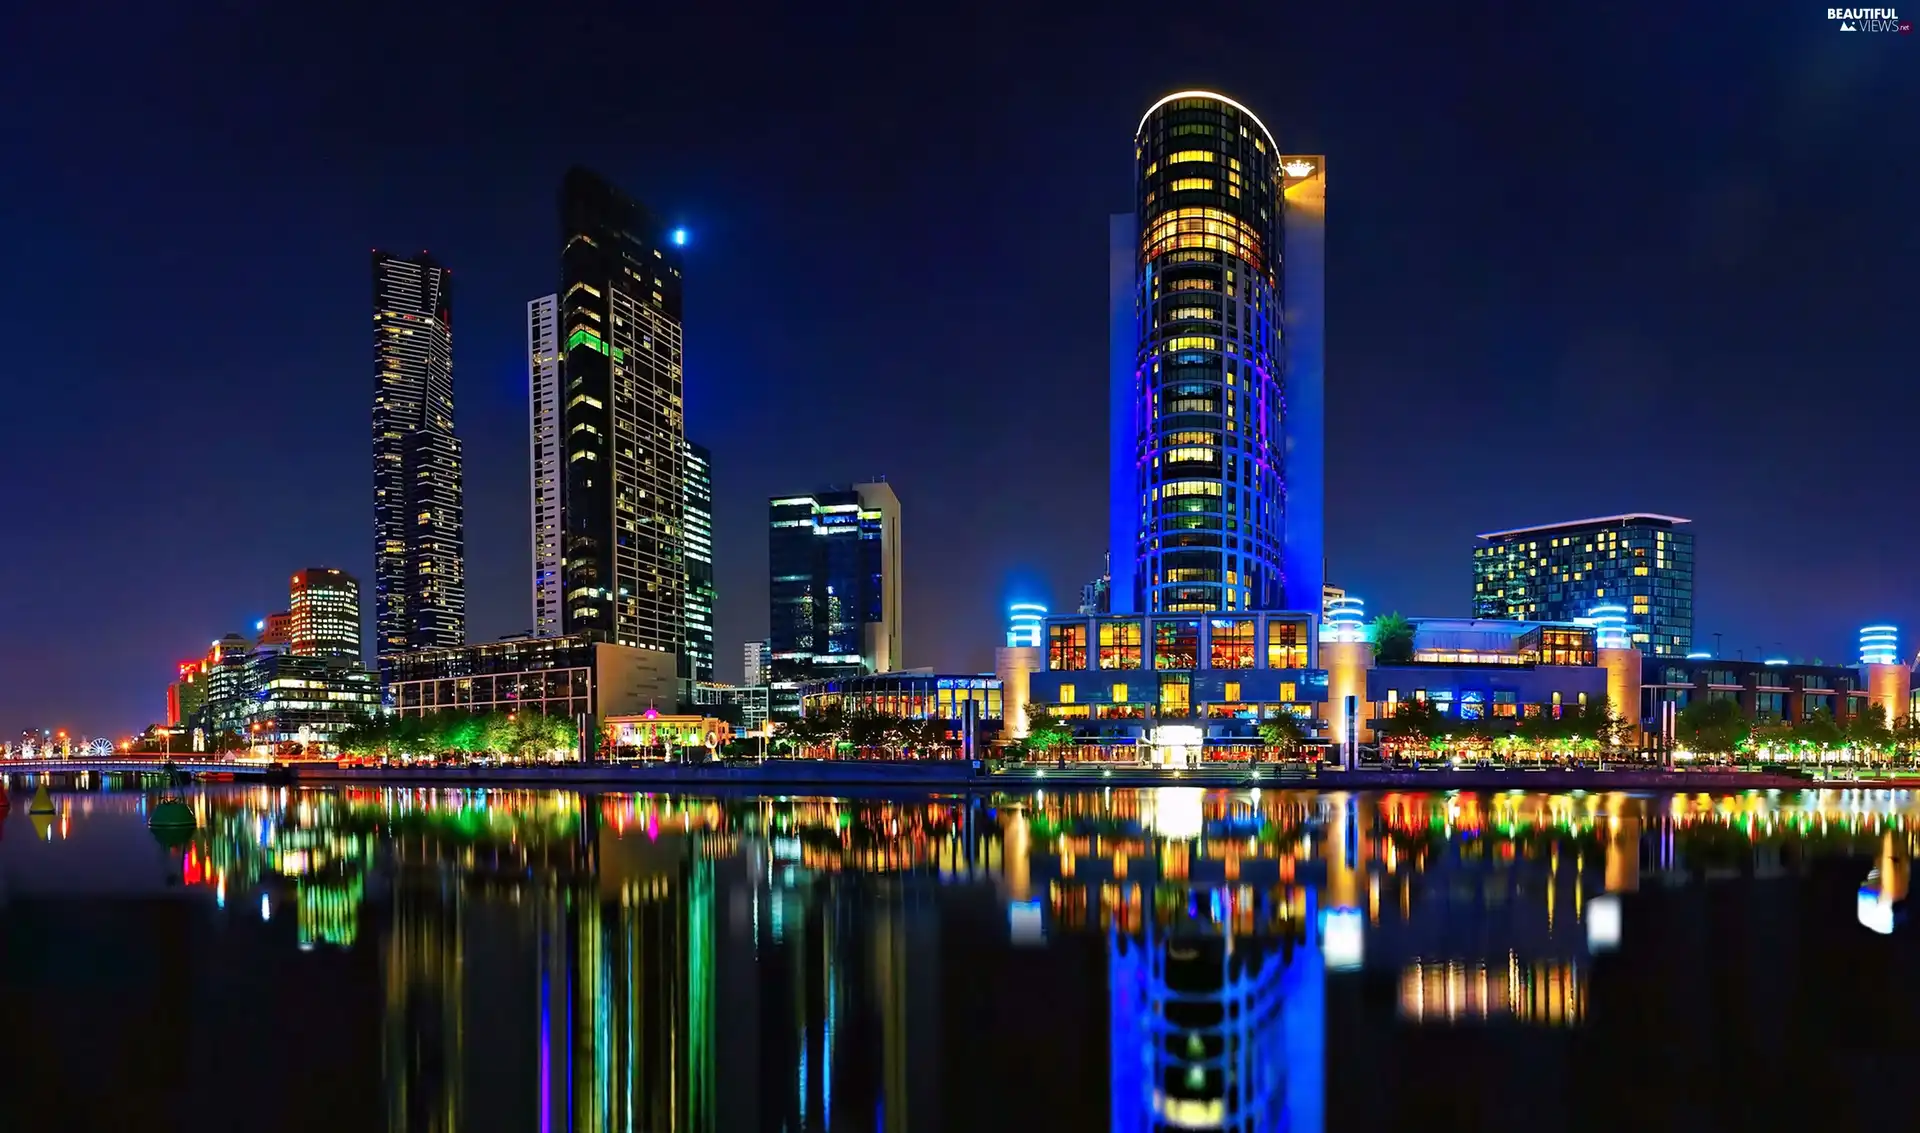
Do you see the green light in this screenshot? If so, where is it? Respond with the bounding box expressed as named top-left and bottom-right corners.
top-left (565, 328), bottom-right (626, 363)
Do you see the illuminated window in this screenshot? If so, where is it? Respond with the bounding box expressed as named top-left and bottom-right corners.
top-left (1167, 278), bottom-right (1216, 292)
top-left (1209, 618), bottom-right (1256, 669)
top-left (1166, 307), bottom-right (1216, 322)
top-left (1059, 684), bottom-right (1076, 705)
top-left (1161, 480), bottom-right (1222, 498)
top-left (1098, 620), bottom-right (1143, 669)
top-left (1267, 620), bottom-right (1308, 668)
top-left (1112, 682), bottom-right (1129, 703)
top-left (1168, 178), bottom-right (1215, 192)
top-left (1279, 681), bottom-right (1297, 702)
top-left (1154, 620), bottom-right (1200, 669)
top-left (1163, 446), bottom-right (1217, 465)
top-left (1166, 150), bottom-right (1216, 165)
top-left (1048, 623), bottom-right (1088, 670)
top-left (1159, 674), bottom-right (1191, 716)
top-left (1223, 681), bottom-right (1241, 702)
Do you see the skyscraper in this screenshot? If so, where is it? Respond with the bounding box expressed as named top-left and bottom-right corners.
top-left (767, 484), bottom-right (901, 716)
top-left (1106, 92), bottom-right (1324, 616)
top-left (742, 640), bottom-right (770, 687)
top-left (682, 439), bottom-right (715, 685)
top-left (529, 293), bottom-right (563, 638)
top-left (290, 567), bottom-right (362, 659)
top-left (1472, 514), bottom-right (1695, 657)
top-left (557, 167), bottom-right (686, 661)
top-left (372, 251), bottom-right (465, 661)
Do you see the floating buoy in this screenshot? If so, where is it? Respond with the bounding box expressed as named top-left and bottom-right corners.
top-left (149, 796), bottom-right (196, 830)
top-left (28, 782), bottom-right (55, 815)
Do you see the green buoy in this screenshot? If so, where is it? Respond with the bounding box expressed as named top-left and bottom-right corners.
top-left (149, 796), bottom-right (196, 832)
top-left (27, 782), bottom-right (55, 815)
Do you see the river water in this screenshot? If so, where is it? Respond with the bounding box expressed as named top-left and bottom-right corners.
top-left (2, 783), bottom-right (1917, 1131)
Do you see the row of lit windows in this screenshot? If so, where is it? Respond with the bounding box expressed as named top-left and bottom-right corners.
top-left (1049, 619), bottom-right (1308, 671)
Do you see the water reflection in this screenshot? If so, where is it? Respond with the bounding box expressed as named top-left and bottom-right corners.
top-left (5, 784), bottom-right (1920, 1131)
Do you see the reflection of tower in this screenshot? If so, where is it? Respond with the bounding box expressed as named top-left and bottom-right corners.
top-left (568, 844), bottom-right (710, 1133)
top-left (1109, 887), bottom-right (1323, 1132)
top-left (873, 891), bottom-right (938, 1133)
top-left (1605, 814), bottom-right (1643, 894)
top-left (384, 880), bottom-right (464, 1132)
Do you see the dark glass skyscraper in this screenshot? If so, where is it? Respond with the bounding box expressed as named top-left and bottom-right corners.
top-left (557, 168), bottom-right (687, 658)
top-left (682, 439), bottom-right (714, 685)
top-left (767, 484), bottom-right (901, 717)
top-left (1473, 513), bottom-right (1695, 657)
top-left (1107, 92), bottom-right (1324, 616)
top-left (372, 251), bottom-right (465, 661)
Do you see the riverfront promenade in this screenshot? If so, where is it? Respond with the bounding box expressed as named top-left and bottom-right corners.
top-left (274, 760), bottom-right (1819, 792)
top-left (0, 757), bottom-right (1843, 792)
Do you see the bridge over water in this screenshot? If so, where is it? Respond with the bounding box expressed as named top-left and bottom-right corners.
top-left (0, 759), bottom-right (271, 778)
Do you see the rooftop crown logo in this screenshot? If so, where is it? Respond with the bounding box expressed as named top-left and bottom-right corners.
top-left (1281, 160), bottom-right (1316, 178)
top-left (1827, 7), bottom-right (1912, 30)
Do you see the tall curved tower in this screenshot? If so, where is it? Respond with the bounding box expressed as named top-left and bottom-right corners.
top-left (1113, 91), bottom-right (1323, 616)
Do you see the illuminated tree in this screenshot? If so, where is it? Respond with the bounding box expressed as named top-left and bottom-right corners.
top-left (1675, 698), bottom-right (1749, 757)
top-left (1370, 612), bottom-right (1416, 664)
top-left (1258, 713), bottom-right (1309, 760)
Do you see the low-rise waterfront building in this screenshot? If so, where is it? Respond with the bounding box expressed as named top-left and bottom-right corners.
top-left (1642, 657), bottom-right (1869, 726)
top-left (691, 681), bottom-right (770, 733)
top-left (383, 634), bottom-right (677, 723)
top-left (1022, 611), bottom-right (1329, 764)
top-left (799, 671), bottom-right (1003, 741)
top-left (246, 653), bottom-right (380, 752)
top-left (605, 709), bottom-right (735, 757)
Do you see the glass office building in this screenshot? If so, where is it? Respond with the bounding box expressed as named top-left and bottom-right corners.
top-left (1473, 514), bottom-right (1694, 657)
top-left (372, 251), bottom-right (466, 661)
top-left (557, 167), bottom-right (687, 656)
top-left (766, 484), bottom-right (901, 717)
top-left (289, 567), bottom-right (361, 660)
top-left (1108, 92), bottom-right (1325, 617)
top-left (682, 439), bottom-right (715, 684)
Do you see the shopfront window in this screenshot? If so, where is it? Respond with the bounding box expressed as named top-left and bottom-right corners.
top-left (1154, 619), bottom-right (1200, 669)
top-left (1159, 674), bottom-right (1192, 716)
top-left (1098, 620), bottom-right (1144, 670)
top-left (1048, 622), bottom-right (1088, 670)
top-left (1209, 618), bottom-right (1256, 668)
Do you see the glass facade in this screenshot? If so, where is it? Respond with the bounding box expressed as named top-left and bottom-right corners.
top-left (767, 485), bottom-right (899, 714)
top-left (527, 293), bottom-right (564, 638)
top-left (290, 567), bottom-right (362, 660)
top-left (558, 167), bottom-right (687, 653)
top-left (682, 440), bottom-right (714, 683)
top-left (372, 251), bottom-right (466, 661)
top-left (1130, 95), bottom-right (1286, 614)
top-left (386, 636), bottom-right (601, 720)
top-left (799, 674), bottom-right (1003, 730)
top-left (1473, 515), bottom-right (1694, 657)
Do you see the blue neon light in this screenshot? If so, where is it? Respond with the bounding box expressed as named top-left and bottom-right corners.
top-left (670, 227), bottom-right (688, 246)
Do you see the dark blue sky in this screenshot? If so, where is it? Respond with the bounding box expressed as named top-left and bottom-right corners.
top-left (2, 2), bottom-right (1915, 737)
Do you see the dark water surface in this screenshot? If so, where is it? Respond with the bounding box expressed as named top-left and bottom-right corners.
top-left (4, 783), bottom-right (1919, 1132)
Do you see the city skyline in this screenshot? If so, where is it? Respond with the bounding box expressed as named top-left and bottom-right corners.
top-left (5, 4), bottom-right (1916, 735)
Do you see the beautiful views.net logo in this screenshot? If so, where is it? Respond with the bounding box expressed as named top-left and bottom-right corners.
top-left (1828, 7), bottom-right (1912, 31)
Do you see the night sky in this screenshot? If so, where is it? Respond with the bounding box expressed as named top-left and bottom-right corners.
top-left (3, 2), bottom-right (1915, 737)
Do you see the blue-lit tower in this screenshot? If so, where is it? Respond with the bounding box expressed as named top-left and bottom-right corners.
top-left (1006, 603), bottom-right (1046, 648)
top-left (1108, 91), bottom-right (1324, 616)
